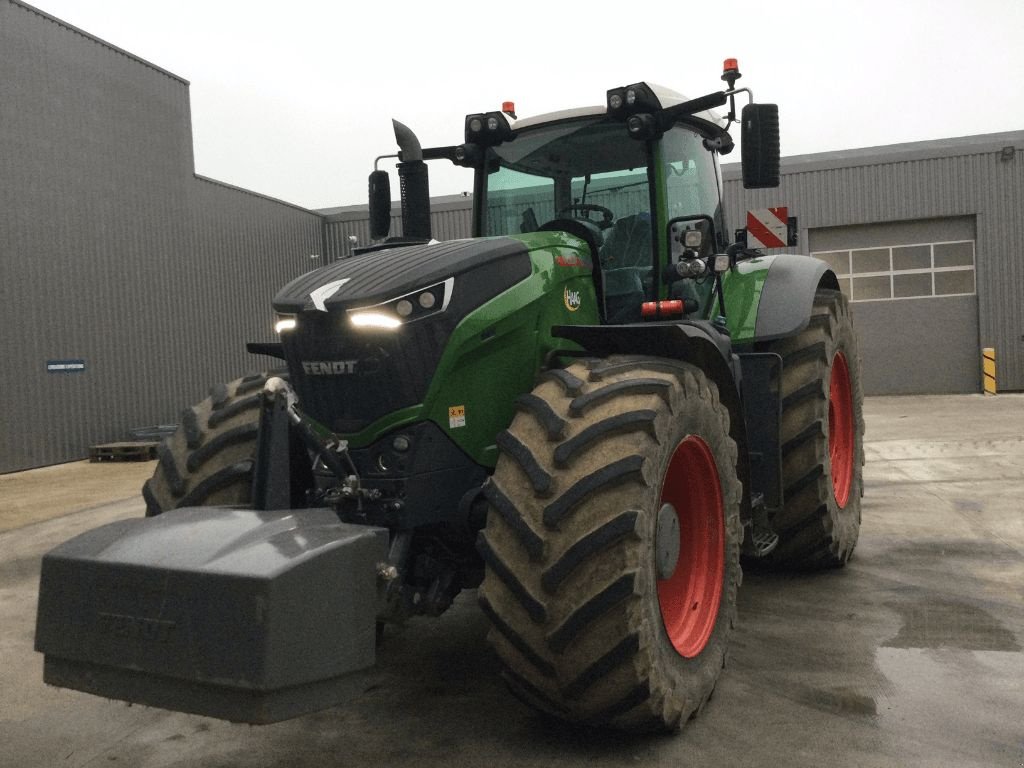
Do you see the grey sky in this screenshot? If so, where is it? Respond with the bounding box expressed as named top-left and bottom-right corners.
top-left (27, 0), bottom-right (1024, 210)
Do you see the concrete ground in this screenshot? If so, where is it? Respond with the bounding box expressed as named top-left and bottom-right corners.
top-left (1, 395), bottom-right (1022, 768)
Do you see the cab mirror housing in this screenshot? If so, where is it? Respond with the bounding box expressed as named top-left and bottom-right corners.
top-left (741, 103), bottom-right (780, 189)
top-left (368, 170), bottom-right (391, 240)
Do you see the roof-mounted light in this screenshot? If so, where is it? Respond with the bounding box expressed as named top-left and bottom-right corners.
top-left (722, 58), bottom-right (742, 90)
top-left (464, 111), bottom-right (513, 146)
top-left (606, 82), bottom-right (662, 119)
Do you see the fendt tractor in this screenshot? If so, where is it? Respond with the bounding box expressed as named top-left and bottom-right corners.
top-left (36, 60), bottom-right (864, 733)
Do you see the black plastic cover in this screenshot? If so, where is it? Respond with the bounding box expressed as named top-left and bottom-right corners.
top-left (35, 508), bottom-right (388, 724)
top-left (273, 238), bottom-right (529, 314)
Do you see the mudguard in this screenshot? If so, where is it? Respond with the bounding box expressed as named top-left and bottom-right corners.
top-left (720, 253), bottom-right (839, 343)
top-left (35, 507), bottom-right (387, 724)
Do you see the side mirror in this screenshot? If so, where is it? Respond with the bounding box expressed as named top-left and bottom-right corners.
top-left (368, 170), bottom-right (391, 240)
top-left (741, 103), bottom-right (780, 189)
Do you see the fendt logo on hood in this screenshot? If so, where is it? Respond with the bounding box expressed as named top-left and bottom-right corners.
top-left (302, 360), bottom-right (358, 376)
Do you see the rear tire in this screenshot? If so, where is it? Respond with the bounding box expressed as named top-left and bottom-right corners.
top-left (762, 288), bottom-right (864, 568)
top-left (478, 357), bottom-right (742, 732)
top-left (142, 372), bottom-right (281, 516)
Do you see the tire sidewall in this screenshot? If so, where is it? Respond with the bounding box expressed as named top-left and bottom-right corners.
top-left (630, 364), bottom-right (742, 710)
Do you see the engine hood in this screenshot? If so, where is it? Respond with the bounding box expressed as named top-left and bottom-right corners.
top-left (273, 237), bottom-right (531, 313)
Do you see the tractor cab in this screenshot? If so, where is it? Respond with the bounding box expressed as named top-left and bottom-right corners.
top-left (369, 63), bottom-right (780, 328)
top-left (477, 102), bottom-right (726, 323)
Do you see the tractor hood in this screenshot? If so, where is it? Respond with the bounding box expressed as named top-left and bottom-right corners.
top-left (272, 237), bottom-right (534, 435)
top-left (273, 237), bottom-right (531, 314)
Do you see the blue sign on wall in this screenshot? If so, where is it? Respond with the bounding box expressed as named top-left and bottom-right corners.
top-left (46, 359), bottom-right (86, 373)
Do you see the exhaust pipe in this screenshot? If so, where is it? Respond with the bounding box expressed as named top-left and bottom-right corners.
top-left (392, 120), bottom-right (432, 241)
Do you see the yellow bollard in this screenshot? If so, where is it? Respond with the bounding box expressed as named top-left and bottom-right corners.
top-left (982, 347), bottom-right (997, 394)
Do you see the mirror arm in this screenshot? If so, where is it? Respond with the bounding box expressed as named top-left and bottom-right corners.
top-left (374, 154), bottom-right (398, 172)
top-left (723, 86), bottom-right (754, 125)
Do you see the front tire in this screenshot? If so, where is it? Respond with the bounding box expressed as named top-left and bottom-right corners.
top-left (142, 372), bottom-right (278, 516)
top-left (762, 288), bottom-right (864, 568)
top-left (478, 357), bottom-right (742, 732)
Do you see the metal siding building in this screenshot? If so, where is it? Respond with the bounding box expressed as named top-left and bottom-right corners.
top-left (1, 1), bottom-right (322, 472)
top-left (723, 133), bottom-right (1024, 395)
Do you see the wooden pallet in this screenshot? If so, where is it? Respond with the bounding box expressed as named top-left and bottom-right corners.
top-left (89, 441), bottom-right (159, 462)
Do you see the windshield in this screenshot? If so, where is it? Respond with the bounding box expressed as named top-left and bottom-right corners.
top-left (483, 118), bottom-right (650, 238)
top-left (483, 118), bottom-right (722, 244)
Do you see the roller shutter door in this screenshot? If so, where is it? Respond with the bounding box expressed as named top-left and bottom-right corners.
top-left (809, 217), bottom-right (979, 395)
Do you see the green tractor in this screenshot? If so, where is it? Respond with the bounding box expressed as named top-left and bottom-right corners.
top-left (36, 60), bottom-right (864, 732)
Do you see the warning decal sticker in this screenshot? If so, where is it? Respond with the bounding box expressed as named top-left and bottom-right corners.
top-left (448, 405), bottom-right (466, 429)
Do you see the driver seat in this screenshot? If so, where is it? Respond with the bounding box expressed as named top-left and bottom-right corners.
top-left (599, 213), bottom-right (652, 268)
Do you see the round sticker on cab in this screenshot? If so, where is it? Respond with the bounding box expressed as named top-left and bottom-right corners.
top-left (564, 286), bottom-right (582, 312)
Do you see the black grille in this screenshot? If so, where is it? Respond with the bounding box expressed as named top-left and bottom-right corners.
top-left (282, 311), bottom-right (447, 434)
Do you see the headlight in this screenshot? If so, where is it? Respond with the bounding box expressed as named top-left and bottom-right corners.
top-left (347, 277), bottom-right (454, 331)
top-left (274, 314), bottom-right (297, 334)
top-left (349, 312), bottom-right (402, 329)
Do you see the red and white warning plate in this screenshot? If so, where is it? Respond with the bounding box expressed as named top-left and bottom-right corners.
top-left (746, 207), bottom-right (788, 249)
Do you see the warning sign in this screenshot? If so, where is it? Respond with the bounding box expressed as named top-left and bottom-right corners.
top-left (746, 207), bottom-right (788, 249)
top-left (448, 405), bottom-right (466, 429)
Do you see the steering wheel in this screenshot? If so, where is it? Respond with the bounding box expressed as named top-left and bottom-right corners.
top-left (557, 203), bottom-right (614, 230)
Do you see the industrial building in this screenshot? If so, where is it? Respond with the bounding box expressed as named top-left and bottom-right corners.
top-left (2, 0), bottom-right (1021, 472)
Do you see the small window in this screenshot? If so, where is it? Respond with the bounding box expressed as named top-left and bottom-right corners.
top-left (934, 241), bottom-right (974, 268)
top-left (935, 270), bottom-right (975, 295)
top-left (851, 248), bottom-right (890, 274)
top-left (893, 273), bottom-right (932, 298)
top-left (892, 245), bottom-right (931, 271)
top-left (853, 275), bottom-right (891, 301)
top-left (817, 250), bottom-right (850, 274)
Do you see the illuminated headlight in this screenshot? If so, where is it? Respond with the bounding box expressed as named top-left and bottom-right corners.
top-left (347, 277), bottom-right (454, 330)
top-left (684, 230), bottom-right (703, 248)
top-left (274, 314), bottom-right (297, 334)
top-left (350, 312), bottom-right (402, 329)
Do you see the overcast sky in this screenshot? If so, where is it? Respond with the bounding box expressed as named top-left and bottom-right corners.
top-left (27, 0), bottom-right (1024, 210)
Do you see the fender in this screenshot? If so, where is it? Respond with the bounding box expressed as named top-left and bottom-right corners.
top-left (551, 321), bottom-right (752, 527)
top-left (720, 253), bottom-right (840, 344)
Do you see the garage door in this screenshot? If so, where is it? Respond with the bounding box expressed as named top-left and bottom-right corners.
top-left (808, 217), bottom-right (980, 395)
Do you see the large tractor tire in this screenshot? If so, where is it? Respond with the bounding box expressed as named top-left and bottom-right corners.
top-left (762, 288), bottom-right (864, 568)
top-left (142, 371), bottom-right (279, 516)
top-left (477, 357), bottom-right (743, 732)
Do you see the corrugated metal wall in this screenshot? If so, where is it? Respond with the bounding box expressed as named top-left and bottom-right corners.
top-left (723, 135), bottom-right (1024, 391)
top-left (323, 197), bottom-right (473, 258)
top-left (0, 1), bottom-right (321, 472)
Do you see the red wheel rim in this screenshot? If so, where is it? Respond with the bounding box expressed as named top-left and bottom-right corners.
top-left (657, 436), bottom-right (725, 658)
top-left (829, 351), bottom-right (854, 508)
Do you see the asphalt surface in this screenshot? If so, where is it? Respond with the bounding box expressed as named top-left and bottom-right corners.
top-left (1, 394), bottom-right (1022, 768)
